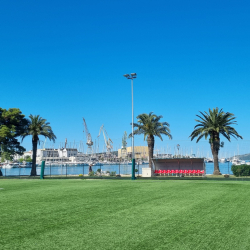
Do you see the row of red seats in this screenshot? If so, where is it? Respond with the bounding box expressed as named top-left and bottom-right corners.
top-left (154, 169), bottom-right (205, 175)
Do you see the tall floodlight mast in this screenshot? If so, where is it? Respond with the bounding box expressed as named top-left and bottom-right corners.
top-left (97, 124), bottom-right (113, 154)
top-left (123, 72), bottom-right (137, 180)
top-left (83, 117), bottom-right (93, 154)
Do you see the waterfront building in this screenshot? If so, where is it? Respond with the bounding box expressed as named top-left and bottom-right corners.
top-left (118, 146), bottom-right (148, 160)
top-left (13, 150), bottom-right (32, 161)
top-left (58, 148), bottom-right (78, 157)
top-left (36, 148), bottom-right (59, 163)
top-left (36, 148), bottom-right (78, 163)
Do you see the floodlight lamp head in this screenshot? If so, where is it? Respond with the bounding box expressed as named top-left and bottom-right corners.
top-left (131, 73), bottom-right (137, 76)
top-left (123, 74), bottom-right (129, 78)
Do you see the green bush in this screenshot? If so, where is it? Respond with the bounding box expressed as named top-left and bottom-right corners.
top-left (231, 164), bottom-right (250, 177)
top-left (24, 156), bottom-right (32, 162)
top-left (110, 171), bottom-right (116, 176)
top-left (88, 171), bottom-right (95, 176)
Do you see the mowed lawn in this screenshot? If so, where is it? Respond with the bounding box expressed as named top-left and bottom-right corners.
top-left (1, 179), bottom-right (250, 250)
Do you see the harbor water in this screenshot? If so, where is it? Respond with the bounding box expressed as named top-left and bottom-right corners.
top-left (1, 162), bottom-right (235, 176)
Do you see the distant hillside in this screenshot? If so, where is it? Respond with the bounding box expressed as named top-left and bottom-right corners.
top-left (229, 153), bottom-right (250, 161)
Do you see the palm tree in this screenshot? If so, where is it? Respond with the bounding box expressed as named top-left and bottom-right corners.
top-left (129, 112), bottom-right (172, 172)
top-left (190, 108), bottom-right (243, 175)
top-left (21, 115), bottom-right (56, 176)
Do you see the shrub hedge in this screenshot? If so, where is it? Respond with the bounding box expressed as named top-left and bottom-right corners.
top-left (231, 164), bottom-right (250, 177)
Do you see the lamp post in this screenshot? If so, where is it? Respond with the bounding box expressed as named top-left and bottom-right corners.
top-left (124, 73), bottom-right (137, 180)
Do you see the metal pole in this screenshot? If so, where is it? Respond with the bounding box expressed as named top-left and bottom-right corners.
top-left (132, 77), bottom-right (134, 159)
top-left (40, 161), bottom-right (45, 179)
top-left (131, 78), bottom-right (135, 180)
top-left (138, 163), bottom-right (139, 177)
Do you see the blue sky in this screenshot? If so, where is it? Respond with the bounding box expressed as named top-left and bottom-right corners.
top-left (1, 0), bottom-right (250, 156)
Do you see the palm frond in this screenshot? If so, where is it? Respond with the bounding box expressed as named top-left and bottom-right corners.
top-left (132, 112), bottom-right (172, 141)
top-left (190, 108), bottom-right (242, 144)
top-left (21, 115), bottom-right (56, 142)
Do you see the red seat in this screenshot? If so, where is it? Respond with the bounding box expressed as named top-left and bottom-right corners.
top-left (179, 170), bottom-right (183, 174)
top-left (184, 170), bottom-right (188, 175)
top-left (175, 170), bottom-right (179, 174)
top-left (200, 170), bottom-right (204, 174)
top-left (188, 170), bottom-right (192, 176)
top-left (154, 170), bottom-right (158, 174)
top-left (197, 170), bottom-right (201, 175)
top-left (163, 170), bottom-right (167, 175)
top-left (167, 170), bottom-right (171, 175)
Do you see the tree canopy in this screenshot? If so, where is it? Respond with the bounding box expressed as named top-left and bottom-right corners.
top-left (21, 115), bottom-right (56, 143)
top-left (21, 114), bottom-right (56, 176)
top-left (129, 112), bottom-right (172, 140)
top-left (0, 108), bottom-right (29, 160)
top-left (190, 108), bottom-right (243, 143)
top-left (190, 107), bottom-right (243, 175)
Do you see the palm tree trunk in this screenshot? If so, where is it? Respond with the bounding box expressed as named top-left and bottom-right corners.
top-left (31, 139), bottom-right (38, 176)
top-left (147, 135), bottom-right (154, 174)
top-left (210, 136), bottom-right (221, 175)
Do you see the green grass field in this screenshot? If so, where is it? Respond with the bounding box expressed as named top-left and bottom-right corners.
top-left (1, 179), bottom-right (249, 250)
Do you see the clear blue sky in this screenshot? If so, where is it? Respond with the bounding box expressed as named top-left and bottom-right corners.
top-left (1, 0), bottom-right (250, 156)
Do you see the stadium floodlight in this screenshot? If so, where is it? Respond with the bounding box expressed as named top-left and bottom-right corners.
top-left (123, 73), bottom-right (137, 180)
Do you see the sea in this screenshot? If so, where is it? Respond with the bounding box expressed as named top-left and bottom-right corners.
top-left (1, 162), bottom-right (234, 177)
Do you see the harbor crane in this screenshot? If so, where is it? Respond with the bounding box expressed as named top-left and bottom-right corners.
top-left (42, 138), bottom-right (47, 150)
top-left (97, 124), bottom-right (113, 154)
top-left (122, 131), bottom-right (127, 149)
top-left (83, 117), bottom-right (93, 154)
top-left (121, 131), bottom-right (127, 159)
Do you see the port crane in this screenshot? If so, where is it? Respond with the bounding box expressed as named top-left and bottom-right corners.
top-left (97, 125), bottom-right (113, 154)
top-left (83, 117), bottom-right (93, 154)
top-left (122, 131), bottom-right (127, 149)
top-left (42, 138), bottom-right (47, 149)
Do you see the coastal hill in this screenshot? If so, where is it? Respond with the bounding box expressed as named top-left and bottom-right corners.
top-left (229, 153), bottom-right (250, 161)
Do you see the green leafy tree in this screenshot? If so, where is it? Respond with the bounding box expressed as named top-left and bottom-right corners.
top-left (0, 108), bottom-right (28, 175)
top-left (19, 158), bottom-right (24, 163)
top-left (190, 108), bottom-right (243, 175)
top-left (24, 155), bottom-right (32, 162)
top-left (1, 151), bottom-right (13, 163)
top-left (21, 115), bottom-right (56, 176)
top-left (129, 112), bottom-right (172, 172)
